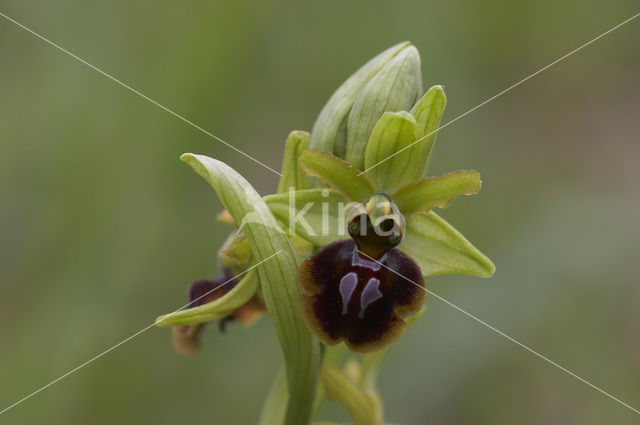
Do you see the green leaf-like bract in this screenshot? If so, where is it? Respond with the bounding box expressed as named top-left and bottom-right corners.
top-left (180, 154), bottom-right (321, 425)
top-left (299, 149), bottom-right (376, 202)
top-left (364, 111), bottom-right (424, 192)
top-left (155, 269), bottom-right (259, 327)
top-left (390, 170), bottom-right (482, 216)
top-left (399, 212), bottom-right (495, 277)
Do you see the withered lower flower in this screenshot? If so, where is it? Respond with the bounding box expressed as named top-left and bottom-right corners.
top-left (172, 274), bottom-right (266, 356)
top-left (299, 195), bottom-right (425, 353)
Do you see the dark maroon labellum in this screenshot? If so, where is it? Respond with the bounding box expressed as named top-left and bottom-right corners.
top-left (299, 238), bottom-right (425, 353)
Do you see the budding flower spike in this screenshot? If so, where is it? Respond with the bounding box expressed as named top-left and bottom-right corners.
top-left (157, 42), bottom-right (495, 425)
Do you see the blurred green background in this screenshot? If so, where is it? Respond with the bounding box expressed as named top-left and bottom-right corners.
top-left (1, 1), bottom-right (639, 424)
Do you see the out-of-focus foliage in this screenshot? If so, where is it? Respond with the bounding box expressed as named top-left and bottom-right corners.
top-left (0, 1), bottom-right (639, 424)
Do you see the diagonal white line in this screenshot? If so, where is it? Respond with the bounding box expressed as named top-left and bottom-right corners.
top-left (0, 11), bottom-right (282, 177)
top-left (0, 250), bottom-right (282, 416)
top-left (359, 11), bottom-right (640, 176)
top-left (357, 250), bottom-right (640, 415)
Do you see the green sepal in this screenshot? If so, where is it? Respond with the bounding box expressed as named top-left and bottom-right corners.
top-left (363, 111), bottom-right (424, 191)
top-left (299, 149), bottom-right (376, 202)
top-left (345, 45), bottom-right (422, 170)
top-left (180, 153), bottom-right (321, 425)
top-left (409, 85), bottom-right (447, 177)
top-left (265, 188), bottom-right (351, 247)
top-left (309, 42), bottom-right (412, 156)
top-left (321, 364), bottom-right (382, 425)
top-left (390, 170), bottom-right (482, 216)
top-left (399, 211), bottom-right (495, 277)
top-left (278, 131), bottom-right (310, 194)
top-left (154, 269), bottom-right (259, 327)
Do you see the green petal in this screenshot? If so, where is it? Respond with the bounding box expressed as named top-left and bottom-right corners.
top-left (345, 45), bottom-right (422, 170)
top-left (309, 41), bottom-right (412, 157)
top-left (265, 188), bottom-right (352, 247)
top-left (363, 111), bottom-right (424, 192)
top-left (155, 269), bottom-right (259, 327)
top-left (390, 170), bottom-right (482, 216)
top-left (299, 149), bottom-right (376, 202)
top-left (180, 153), bottom-right (321, 425)
top-left (409, 85), bottom-right (447, 177)
top-left (321, 364), bottom-right (382, 425)
top-left (277, 130), bottom-right (310, 194)
top-left (400, 212), bottom-right (495, 277)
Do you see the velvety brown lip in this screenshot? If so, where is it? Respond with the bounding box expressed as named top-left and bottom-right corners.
top-left (299, 238), bottom-right (425, 353)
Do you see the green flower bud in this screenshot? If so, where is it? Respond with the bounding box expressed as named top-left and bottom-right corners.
top-left (345, 45), bottom-right (422, 170)
top-left (309, 42), bottom-right (419, 160)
